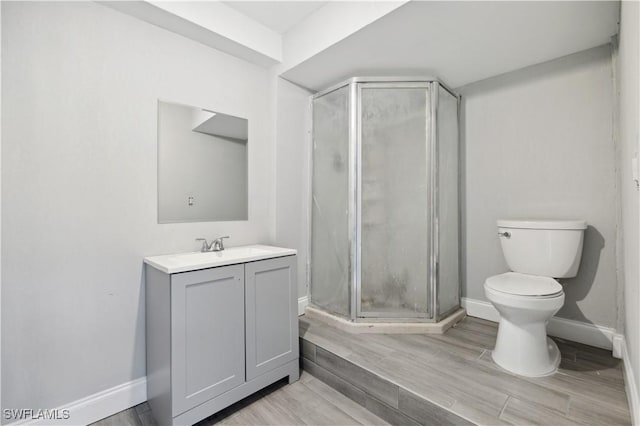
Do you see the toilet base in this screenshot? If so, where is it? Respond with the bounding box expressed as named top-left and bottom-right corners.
top-left (492, 336), bottom-right (561, 377)
top-left (484, 282), bottom-right (564, 378)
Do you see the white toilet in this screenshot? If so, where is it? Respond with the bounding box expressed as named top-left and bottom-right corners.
top-left (484, 219), bottom-right (587, 377)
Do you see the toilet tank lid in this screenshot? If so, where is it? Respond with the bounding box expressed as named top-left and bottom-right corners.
top-left (497, 219), bottom-right (587, 230)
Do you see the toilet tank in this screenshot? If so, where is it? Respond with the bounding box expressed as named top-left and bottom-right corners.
top-left (497, 219), bottom-right (587, 278)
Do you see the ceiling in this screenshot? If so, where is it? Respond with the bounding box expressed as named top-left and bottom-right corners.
top-left (105, 1), bottom-right (621, 91)
top-left (281, 1), bottom-right (620, 91)
top-left (223, 1), bottom-right (328, 34)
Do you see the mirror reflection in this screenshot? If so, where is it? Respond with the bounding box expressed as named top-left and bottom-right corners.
top-left (158, 100), bottom-right (248, 223)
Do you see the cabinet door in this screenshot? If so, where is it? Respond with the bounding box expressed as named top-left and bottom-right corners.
top-left (245, 255), bottom-right (298, 380)
top-left (171, 265), bottom-right (245, 415)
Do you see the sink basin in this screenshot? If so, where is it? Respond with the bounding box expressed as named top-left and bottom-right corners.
top-left (144, 244), bottom-right (297, 274)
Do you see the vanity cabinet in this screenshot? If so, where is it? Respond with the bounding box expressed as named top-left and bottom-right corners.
top-left (145, 251), bottom-right (298, 426)
top-left (171, 264), bottom-right (246, 415)
top-left (245, 257), bottom-right (298, 380)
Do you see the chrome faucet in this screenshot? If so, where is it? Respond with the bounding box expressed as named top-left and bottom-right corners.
top-left (211, 236), bottom-right (229, 251)
top-left (195, 236), bottom-right (229, 252)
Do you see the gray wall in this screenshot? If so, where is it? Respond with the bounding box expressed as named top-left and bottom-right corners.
top-left (617, 0), bottom-right (640, 405)
top-left (2, 2), bottom-right (274, 413)
top-left (460, 45), bottom-right (618, 328)
top-left (274, 78), bottom-right (313, 300)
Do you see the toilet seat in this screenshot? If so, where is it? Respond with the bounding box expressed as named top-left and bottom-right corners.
top-left (485, 272), bottom-right (562, 298)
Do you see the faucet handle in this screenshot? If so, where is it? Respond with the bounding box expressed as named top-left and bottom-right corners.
top-left (213, 236), bottom-right (230, 251)
top-left (195, 238), bottom-right (210, 252)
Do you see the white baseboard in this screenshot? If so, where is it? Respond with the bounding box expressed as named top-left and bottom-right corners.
top-left (298, 295), bottom-right (309, 316)
top-left (7, 377), bottom-right (147, 426)
top-left (613, 334), bottom-right (625, 359)
top-left (461, 297), bottom-right (501, 322)
top-left (461, 297), bottom-right (621, 351)
top-left (547, 316), bottom-right (620, 351)
top-left (622, 336), bottom-right (639, 426)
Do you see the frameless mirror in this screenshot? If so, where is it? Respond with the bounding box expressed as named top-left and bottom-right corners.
top-left (158, 100), bottom-right (248, 223)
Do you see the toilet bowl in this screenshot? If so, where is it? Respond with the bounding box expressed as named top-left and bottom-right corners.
top-left (484, 219), bottom-right (586, 377)
top-left (485, 272), bottom-right (564, 376)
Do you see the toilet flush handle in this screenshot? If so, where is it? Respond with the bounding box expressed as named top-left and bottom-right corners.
top-left (498, 231), bottom-right (511, 238)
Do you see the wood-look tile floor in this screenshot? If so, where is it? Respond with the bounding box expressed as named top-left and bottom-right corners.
top-left (300, 315), bottom-right (632, 426)
top-left (91, 371), bottom-right (389, 426)
top-left (93, 316), bottom-right (631, 426)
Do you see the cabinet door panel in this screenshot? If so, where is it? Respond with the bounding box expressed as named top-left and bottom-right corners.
top-left (171, 265), bottom-right (245, 415)
top-left (245, 256), bottom-right (297, 380)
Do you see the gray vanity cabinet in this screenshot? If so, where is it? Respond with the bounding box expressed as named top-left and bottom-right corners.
top-left (171, 265), bottom-right (245, 415)
top-left (245, 256), bottom-right (297, 380)
top-left (145, 254), bottom-right (299, 426)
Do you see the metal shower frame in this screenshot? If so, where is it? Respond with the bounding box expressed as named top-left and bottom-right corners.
top-left (308, 76), bottom-right (461, 323)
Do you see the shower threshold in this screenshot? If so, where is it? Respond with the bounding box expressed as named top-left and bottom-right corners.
top-left (304, 305), bottom-right (466, 334)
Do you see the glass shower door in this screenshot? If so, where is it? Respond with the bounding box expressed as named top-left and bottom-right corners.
top-left (310, 85), bottom-right (351, 317)
top-left (357, 83), bottom-right (432, 318)
top-left (436, 85), bottom-right (460, 318)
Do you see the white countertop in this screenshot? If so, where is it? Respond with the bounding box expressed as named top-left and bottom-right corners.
top-left (144, 244), bottom-right (297, 274)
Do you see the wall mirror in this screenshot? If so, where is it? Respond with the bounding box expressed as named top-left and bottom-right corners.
top-left (158, 100), bottom-right (248, 223)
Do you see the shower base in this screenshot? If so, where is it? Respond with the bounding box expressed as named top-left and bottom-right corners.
top-left (304, 305), bottom-right (466, 334)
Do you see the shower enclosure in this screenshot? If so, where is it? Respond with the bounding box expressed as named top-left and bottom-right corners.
top-left (310, 77), bottom-right (460, 322)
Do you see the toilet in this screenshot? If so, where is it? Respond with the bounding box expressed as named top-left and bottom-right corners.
top-left (484, 219), bottom-right (587, 377)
